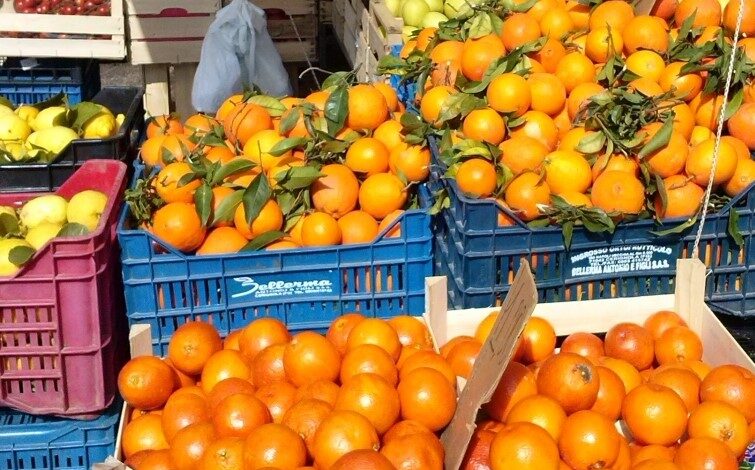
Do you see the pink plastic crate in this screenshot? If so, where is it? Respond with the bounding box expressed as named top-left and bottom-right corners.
top-left (0, 160), bottom-right (127, 417)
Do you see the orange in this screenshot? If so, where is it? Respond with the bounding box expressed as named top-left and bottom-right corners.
top-left (655, 326), bottom-right (703, 364)
top-left (389, 143), bottom-right (430, 182)
top-left (397, 367), bottom-right (457, 432)
top-left (429, 40), bottom-right (464, 86)
top-left (507, 394), bottom-right (568, 441)
top-left (147, 115), bottom-right (183, 138)
top-left (598, 356), bottom-right (642, 393)
top-left (300, 212), bottom-right (342, 246)
top-left (544, 150), bottom-right (592, 195)
top-left (592, 154), bottom-right (639, 180)
top-left (335, 373), bottom-right (400, 435)
top-left (700, 364), bottom-right (755, 422)
top-left (499, 136), bottom-right (549, 175)
top-left (294, 379), bottom-right (340, 407)
top-left (208, 186), bottom-right (237, 227)
top-left (345, 137), bottom-right (390, 176)
top-left (281, 398), bottom-right (333, 455)
top-left (233, 199), bottom-right (283, 240)
top-left (340, 344), bottom-right (398, 386)
top-left (649, 366), bottom-right (702, 411)
top-left (373, 120), bottom-right (404, 151)
top-left (224, 103), bottom-right (273, 147)
top-left (723, 135), bottom-right (750, 161)
top-left (623, 15), bottom-right (669, 55)
top-left (645, 130), bottom-right (688, 178)
top-left (655, 175), bottom-right (704, 219)
top-left (208, 378), bottom-right (255, 410)
top-left (377, 210), bottom-right (403, 238)
top-left (473, 312), bottom-right (497, 343)
top-left (690, 125), bottom-right (715, 146)
top-left (415, 27), bottom-right (437, 52)
top-left (686, 138), bottom-right (738, 186)
top-left (380, 430), bottom-right (445, 469)
top-left (727, 102), bottom-right (755, 150)
top-left (565, 0), bottom-right (591, 27)
top-left (184, 113), bottom-right (217, 136)
top-left (121, 414), bottom-right (169, 458)
top-left (630, 78), bottom-right (664, 97)
top-left (724, 0), bottom-right (755, 36)
top-left (383, 420), bottom-right (435, 443)
top-left (239, 317), bottom-right (290, 362)
top-left (590, 171), bottom-right (645, 215)
top-left (585, 26), bottom-right (624, 63)
top-left (460, 34), bottom-right (505, 81)
top-left (216, 94), bottom-right (244, 121)
top-left (445, 339), bottom-right (482, 379)
top-left (724, 158), bottom-right (755, 197)
top-left (539, 8), bottom-right (576, 38)
top-left (326, 312), bottom-right (366, 355)
top-left (690, 92), bottom-right (725, 130)
top-left (250, 342), bottom-right (288, 385)
top-left (152, 202), bottom-right (206, 252)
top-left (242, 129), bottom-right (292, 171)
top-left (510, 110), bottom-right (559, 150)
top-left (674, 437), bottom-right (738, 469)
top-left (158, 134), bottom-right (195, 165)
top-left (139, 135), bottom-right (167, 167)
top-left (169, 422), bottom-right (216, 470)
top-left (622, 383), bottom-right (688, 445)
top-left (388, 315), bottom-right (432, 349)
top-left (118, 356), bottom-right (175, 411)
top-left (532, 37), bottom-right (567, 74)
top-left (671, 103), bottom-right (695, 141)
top-left (555, 52), bottom-right (596, 94)
top-left (305, 90), bottom-right (330, 112)
top-left (590, 365), bottom-right (626, 421)
top-left (489, 422), bottom-right (560, 470)
top-left (675, 0), bottom-right (722, 27)
top-left (589, 0), bottom-right (636, 32)
top-left (462, 108), bottom-right (506, 144)
top-left (200, 437), bottom-right (246, 470)
top-left (561, 332), bottom-right (605, 360)
top-left (558, 191), bottom-right (593, 207)
top-left (358, 172), bottom-right (407, 220)
top-left (528, 73), bottom-right (567, 117)
top-left (337, 210), bottom-right (379, 245)
top-left (332, 449), bottom-right (395, 469)
top-left (420, 85), bottom-right (456, 125)
top-left (487, 73), bottom-right (531, 116)
top-left (347, 84), bottom-right (389, 131)
top-left (311, 410), bottom-right (380, 469)
top-left (346, 318), bottom-right (402, 361)
top-left (660, 62), bottom-right (703, 102)
top-left (161, 391), bottom-right (211, 442)
top-left (604, 322), bottom-right (655, 371)
top-left (311, 163), bottom-right (360, 219)
top-left (631, 444), bottom-right (677, 464)
top-left (167, 321), bottom-right (222, 375)
top-left (196, 227), bottom-right (248, 255)
top-left (243, 423), bottom-right (307, 469)
top-left (455, 158), bottom-right (498, 198)
top-left (626, 51), bottom-right (666, 83)
top-left (567, 83), bottom-right (604, 120)
top-left (485, 362), bottom-right (538, 421)
top-left (519, 317), bottom-right (557, 363)
top-left (537, 352), bottom-right (600, 414)
top-left (373, 82), bottom-right (399, 112)
top-left (400, 350), bottom-right (456, 385)
top-left (645, 311), bottom-right (687, 339)
top-left (501, 13), bottom-right (541, 51)
top-left (504, 171), bottom-right (551, 221)
top-left (283, 331), bottom-right (340, 386)
top-left (558, 410), bottom-right (622, 470)
top-left (254, 381), bottom-right (297, 424)
top-left (200, 350), bottom-right (252, 394)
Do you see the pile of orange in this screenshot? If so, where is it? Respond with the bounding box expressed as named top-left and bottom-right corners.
top-left (453, 310), bottom-right (755, 469)
top-left (133, 82), bottom-right (431, 254)
top-left (117, 314), bottom-right (457, 469)
top-left (405, 0), bottom-right (755, 226)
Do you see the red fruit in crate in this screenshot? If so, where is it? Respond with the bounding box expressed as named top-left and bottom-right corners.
top-left (118, 356), bottom-right (175, 410)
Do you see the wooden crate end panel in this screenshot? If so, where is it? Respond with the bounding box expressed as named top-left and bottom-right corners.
top-left (274, 39), bottom-right (318, 62)
top-left (125, 0), bottom-right (220, 15)
top-left (369, 0), bottom-right (403, 34)
top-left (128, 15), bottom-right (215, 40)
top-left (254, 0), bottom-right (316, 16)
top-left (0, 37), bottom-right (126, 60)
top-left (267, 16), bottom-right (318, 40)
top-left (129, 40), bottom-right (205, 65)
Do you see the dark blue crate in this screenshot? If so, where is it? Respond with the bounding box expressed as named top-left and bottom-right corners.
top-left (0, 59), bottom-right (100, 106)
top-left (429, 137), bottom-right (755, 317)
top-left (389, 45), bottom-right (418, 113)
top-left (0, 400), bottom-right (120, 470)
top-left (118, 167), bottom-right (435, 355)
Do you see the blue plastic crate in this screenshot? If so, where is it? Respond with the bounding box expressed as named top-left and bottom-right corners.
top-left (118, 166), bottom-right (435, 355)
top-left (0, 59), bottom-right (101, 106)
top-left (429, 137), bottom-right (755, 317)
top-left (0, 400), bottom-right (120, 470)
top-left (389, 45), bottom-right (418, 113)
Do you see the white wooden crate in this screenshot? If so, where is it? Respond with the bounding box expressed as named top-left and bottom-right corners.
top-left (126, 0), bottom-right (219, 65)
top-left (248, 0), bottom-right (316, 15)
top-left (0, 1), bottom-right (125, 59)
top-left (364, 0), bottom-right (402, 59)
top-left (332, 0), bottom-right (358, 67)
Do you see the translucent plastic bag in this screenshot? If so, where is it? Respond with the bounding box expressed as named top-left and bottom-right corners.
top-left (192, 0), bottom-right (292, 113)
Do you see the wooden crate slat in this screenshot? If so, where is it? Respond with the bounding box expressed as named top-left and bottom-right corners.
top-left (268, 16), bottom-right (318, 40)
top-left (369, 0), bottom-right (403, 34)
top-left (125, 0), bottom-right (220, 15)
top-left (129, 40), bottom-right (205, 65)
top-left (362, 7), bottom-right (400, 59)
top-left (274, 39), bottom-right (318, 62)
top-left (0, 14), bottom-right (123, 35)
top-left (251, 0), bottom-right (316, 15)
top-left (0, 38), bottom-right (126, 59)
top-left (128, 15), bottom-right (216, 40)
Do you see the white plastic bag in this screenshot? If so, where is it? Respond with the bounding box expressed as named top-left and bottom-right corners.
top-left (192, 0), bottom-right (292, 113)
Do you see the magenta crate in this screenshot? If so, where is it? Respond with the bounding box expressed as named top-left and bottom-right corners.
top-left (0, 160), bottom-right (127, 418)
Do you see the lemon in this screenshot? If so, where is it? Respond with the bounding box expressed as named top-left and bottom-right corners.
top-left (31, 106), bottom-right (68, 131)
top-left (19, 195), bottom-right (68, 230)
top-left (0, 114), bottom-right (32, 141)
top-left (82, 112), bottom-right (117, 139)
top-left (0, 238), bottom-right (33, 277)
top-left (116, 113), bottom-right (126, 128)
top-left (0, 205), bottom-right (16, 220)
top-left (25, 222), bottom-right (63, 249)
top-left (15, 105), bottom-right (39, 125)
top-left (67, 190), bottom-right (108, 231)
top-left (0, 140), bottom-right (27, 160)
top-left (26, 126), bottom-right (78, 157)
top-left (0, 104), bottom-right (15, 115)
